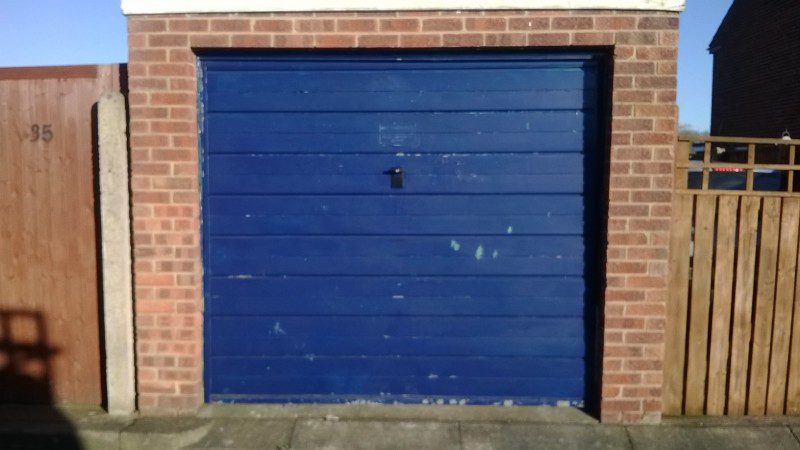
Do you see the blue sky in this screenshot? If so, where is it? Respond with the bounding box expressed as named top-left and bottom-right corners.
top-left (677, 0), bottom-right (733, 131)
top-left (0, 0), bottom-right (732, 131)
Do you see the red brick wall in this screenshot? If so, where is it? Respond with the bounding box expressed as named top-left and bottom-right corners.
top-left (126, 10), bottom-right (679, 424)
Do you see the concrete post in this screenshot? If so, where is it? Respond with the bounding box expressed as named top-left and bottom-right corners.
top-left (98, 91), bottom-right (136, 415)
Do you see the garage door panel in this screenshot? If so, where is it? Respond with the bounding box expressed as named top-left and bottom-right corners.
top-left (209, 375), bottom-right (585, 401)
top-left (208, 154), bottom-right (585, 175)
top-left (206, 194), bottom-right (588, 236)
top-left (206, 65), bottom-right (596, 95)
top-left (206, 276), bottom-right (585, 316)
top-left (208, 129), bottom-right (590, 154)
top-left (208, 112), bottom-right (589, 140)
top-left (208, 211), bottom-right (584, 236)
top-left (206, 90), bottom-right (596, 112)
top-left (206, 150), bottom-right (588, 196)
top-left (209, 356), bottom-right (585, 378)
top-left (209, 316), bottom-right (584, 338)
top-left (204, 55), bottom-right (597, 70)
top-left (207, 292), bottom-right (584, 317)
top-left (208, 236), bottom-right (585, 276)
top-left (208, 174), bottom-right (584, 195)
top-left (207, 276), bottom-right (585, 303)
top-left (207, 195), bottom-right (586, 216)
top-left (210, 236), bottom-right (583, 256)
top-left (208, 335), bottom-right (586, 358)
top-left (205, 65), bottom-right (596, 90)
top-left (209, 255), bottom-right (584, 276)
top-left (202, 52), bottom-right (603, 405)
top-left (206, 275), bottom-right (585, 318)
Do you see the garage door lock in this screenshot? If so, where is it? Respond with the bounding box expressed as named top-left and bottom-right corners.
top-left (386, 167), bottom-right (404, 189)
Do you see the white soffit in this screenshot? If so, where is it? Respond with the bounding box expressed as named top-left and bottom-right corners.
top-left (122, 0), bottom-right (686, 15)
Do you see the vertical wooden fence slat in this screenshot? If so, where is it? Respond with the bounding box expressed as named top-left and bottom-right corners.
top-left (746, 144), bottom-right (756, 191)
top-left (674, 141), bottom-right (691, 190)
top-left (706, 195), bottom-right (739, 415)
top-left (786, 223), bottom-right (800, 414)
top-left (728, 196), bottom-right (762, 415)
top-left (767, 198), bottom-right (800, 414)
top-left (747, 197), bottom-right (782, 415)
top-left (664, 193), bottom-right (695, 414)
top-left (684, 195), bottom-right (718, 415)
top-left (702, 142), bottom-right (712, 191)
top-left (789, 146), bottom-right (796, 193)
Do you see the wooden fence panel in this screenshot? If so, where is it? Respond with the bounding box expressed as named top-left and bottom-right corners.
top-left (0, 65), bottom-right (123, 405)
top-left (666, 136), bottom-right (800, 416)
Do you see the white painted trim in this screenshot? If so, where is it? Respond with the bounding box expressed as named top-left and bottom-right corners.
top-left (122, 0), bottom-right (685, 15)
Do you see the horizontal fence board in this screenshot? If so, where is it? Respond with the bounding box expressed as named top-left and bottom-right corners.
top-left (676, 190), bottom-right (800, 199)
top-left (679, 162), bottom-right (800, 171)
top-left (0, 65), bottom-right (98, 80)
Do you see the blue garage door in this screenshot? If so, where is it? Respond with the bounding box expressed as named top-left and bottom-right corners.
top-left (201, 52), bottom-right (605, 406)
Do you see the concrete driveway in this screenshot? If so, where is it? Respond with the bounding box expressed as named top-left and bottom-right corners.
top-left (1, 404), bottom-right (800, 449)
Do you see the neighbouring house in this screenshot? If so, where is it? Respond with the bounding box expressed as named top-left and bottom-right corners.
top-left (121, 0), bottom-right (684, 424)
top-left (710, 0), bottom-right (800, 139)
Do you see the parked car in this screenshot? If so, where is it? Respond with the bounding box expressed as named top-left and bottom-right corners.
top-left (687, 142), bottom-right (784, 191)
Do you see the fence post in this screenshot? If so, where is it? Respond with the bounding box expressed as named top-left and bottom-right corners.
top-left (98, 91), bottom-right (136, 415)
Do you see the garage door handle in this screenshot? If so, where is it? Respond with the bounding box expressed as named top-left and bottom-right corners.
top-left (385, 167), bottom-right (404, 189)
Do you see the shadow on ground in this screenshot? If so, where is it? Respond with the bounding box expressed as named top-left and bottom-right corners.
top-left (0, 309), bottom-right (82, 449)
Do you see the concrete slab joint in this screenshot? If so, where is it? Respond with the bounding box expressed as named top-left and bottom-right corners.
top-left (98, 91), bottom-right (137, 415)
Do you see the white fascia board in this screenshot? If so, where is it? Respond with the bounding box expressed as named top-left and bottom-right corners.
top-left (122, 0), bottom-right (685, 15)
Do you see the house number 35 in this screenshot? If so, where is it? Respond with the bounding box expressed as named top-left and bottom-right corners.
top-left (30, 124), bottom-right (54, 142)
